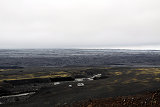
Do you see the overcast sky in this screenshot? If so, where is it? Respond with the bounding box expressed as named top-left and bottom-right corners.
top-left (0, 0), bottom-right (160, 49)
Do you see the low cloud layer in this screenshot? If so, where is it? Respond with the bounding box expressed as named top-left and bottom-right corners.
top-left (0, 0), bottom-right (160, 49)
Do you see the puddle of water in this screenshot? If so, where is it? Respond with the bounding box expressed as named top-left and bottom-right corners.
top-left (0, 92), bottom-right (35, 98)
top-left (75, 78), bottom-right (84, 82)
top-left (54, 82), bottom-right (60, 85)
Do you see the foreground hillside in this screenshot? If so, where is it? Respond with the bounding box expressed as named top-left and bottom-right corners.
top-left (0, 67), bottom-right (160, 106)
top-left (64, 90), bottom-right (160, 107)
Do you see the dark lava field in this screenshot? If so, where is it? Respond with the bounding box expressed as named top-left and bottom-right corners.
top-left (0, 49), bottom-right (160, 107)
top-left (0, 49), bottom-right (160, 67)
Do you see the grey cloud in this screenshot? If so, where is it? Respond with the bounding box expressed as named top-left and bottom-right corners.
top-left (0, 0), bottom-right (160, 49)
